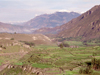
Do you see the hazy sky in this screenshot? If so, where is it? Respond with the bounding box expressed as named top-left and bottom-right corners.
top-left (0, 0), bottom-right (100, 23)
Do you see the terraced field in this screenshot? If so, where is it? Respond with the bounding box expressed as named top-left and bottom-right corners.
top-left (0, 45), bottom-right (98, 75)
top-left (0, 35), bottom-right (100, 75)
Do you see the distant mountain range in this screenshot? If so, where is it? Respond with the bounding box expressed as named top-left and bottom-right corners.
top-left (0, 22), bottom-right (31, 33)
top-left (0, 12), bottom-right (80, 33)
top-left (0, 5), bottom-right (100, 41)
top-left (35, 5), bottom-right (100, 40)
top-left (23, 12), bottom-right (80, 29)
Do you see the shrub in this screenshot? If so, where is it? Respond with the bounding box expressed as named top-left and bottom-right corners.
top-left (79, 58), bottom-right (100, 74)
top-left (58, 43), bottom-right (70, 48)
top-left (0, 45), bottom-right (2, 47)
top-left (3, 47), bottom-right (6, 49)
top-left (92, 58), bottom-right (100, 70)
top-left (10, 38), bottom-right (14, 40)
top-left (20, 41), bottom-right (35, 47)
top-left (25, 54), bottom-right (42, 64)
top-left (58, 43), bottom-right (64, 48)
top-left (62, 43), bottom-right (70, 47)
top-left (25, 42), bottom-right (35, 47)
top-left (79, 61), bottom-right (93, 74)
top-left (82, 41), bottom-right (88, 46)
top-left (79, 67), bottom-right (93, 74)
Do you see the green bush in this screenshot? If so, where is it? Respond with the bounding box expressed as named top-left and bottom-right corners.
top-left (58, 43), bottom-right (64, 48)
top-left (92, 58), bottom-right (100, 70)
top-left (20, 41), bottom-right (35, 47)
top-left (58, 43), bottom-right (70, 48)
top-left (10, 38), bottom-right (14, 40)
top-left (63, 43), bottom-right (70, 47)
top-left (25, 54), bottom-right (42, 64)
top-left (79, 67), bottom-right (93, 74)
top-left (79, 61), bottom-right (93, 74)
top-left (79, 58), bottom-right (100, 74)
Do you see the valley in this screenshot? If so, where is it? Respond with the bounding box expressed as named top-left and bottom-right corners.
top-left (0, 33), bottom-right (100, 75)
top-left (0, 3), bottom-right (100, 75)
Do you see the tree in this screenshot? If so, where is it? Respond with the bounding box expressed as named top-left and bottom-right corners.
top-left (58, 43), bottom-right (64, 48)
top-left (62, 42), bottom-right (70, 47)
top-left (24, 42), bottom-right (35, 47)
top-left (10, 38), bottom-right (14, 40)
top-left (83, 41), bottom-right (88, 46)
top-left (58, 42), bottom-right (70, 48)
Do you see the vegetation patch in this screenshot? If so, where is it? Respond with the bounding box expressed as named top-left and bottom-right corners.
top-left (0, 60), bottom-right (3, 65)
top-left (32, 63), bottom-right (52, 68)
top-left (14, 62), bottom-right (23, 65)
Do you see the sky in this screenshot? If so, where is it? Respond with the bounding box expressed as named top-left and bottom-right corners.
top-left (0, 0), bottom-right (100, 23)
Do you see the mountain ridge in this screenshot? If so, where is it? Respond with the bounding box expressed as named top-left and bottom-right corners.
top-left (34, 5), bottom-right (100, 40)
top-left (23, 12), bottom-right (80, 29)
top-left (0, 11), bottom-right (80, 33)
top-left (57, 5), bottom-right (100, 40)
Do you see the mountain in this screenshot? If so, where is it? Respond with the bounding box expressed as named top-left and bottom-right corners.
top-left (34, 5), bottom-right (100, 40)
top-left (57, 5), bottom-right (100, 40)
top-left (0, 22), bottom-right (31, 33)
top-left (23, 12), bottom-right (80, 29)
top-left (0, 11), bottom-right (80, 33)
top-left (33, 26), bottom-right (61, 34)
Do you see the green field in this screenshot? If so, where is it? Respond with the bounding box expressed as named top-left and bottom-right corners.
top-left (19, 45), bottom-right (100, 75)
top-left (65, 41), bottom-right (83, 46)
top-left (0, 40), bottom-right (100, 75)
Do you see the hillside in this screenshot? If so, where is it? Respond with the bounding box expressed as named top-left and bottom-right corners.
top-left (1, 44), bottom-right (100, 75)
top-left (57, 5), bottom-right (100, 40)
top-left (0, 22), bottom-right (31, 33)
top-left (23, 12), bottom-right (80, 29)
top-left (34, 5), bottom-right (100, 40)
top-left (0, 12), bottom-right (80, 33)
top-left (0, 33), bottom-right (52, 45)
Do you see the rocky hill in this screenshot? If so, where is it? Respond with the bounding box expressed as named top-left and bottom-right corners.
top-left (57, 5), bottom-right (100, 40)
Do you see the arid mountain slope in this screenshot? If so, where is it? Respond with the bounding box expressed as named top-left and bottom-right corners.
top-left (57, 5), bottom-right (100, 40)
top-left (35, 5), bottom-right (100, 40)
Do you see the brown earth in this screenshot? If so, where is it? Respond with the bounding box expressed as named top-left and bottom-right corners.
top-left (0, 33), bottom-right (53, 45)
